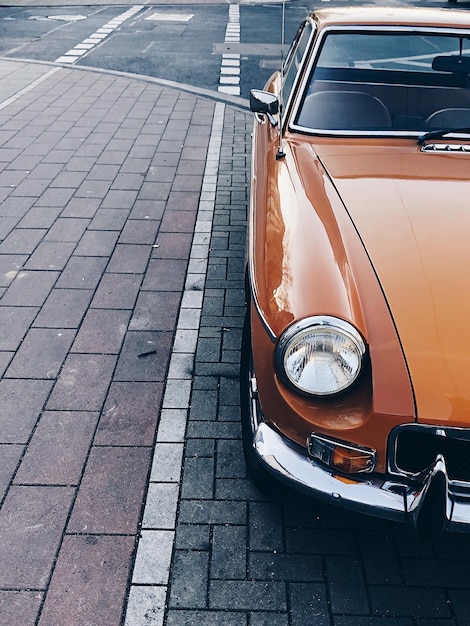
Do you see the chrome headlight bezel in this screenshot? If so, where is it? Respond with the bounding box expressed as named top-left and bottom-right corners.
top-left (275, 316), bottom-right (367, 397)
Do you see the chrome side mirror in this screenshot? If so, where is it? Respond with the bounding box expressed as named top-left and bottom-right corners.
top-left (250, 90), bottom-right (279, 115)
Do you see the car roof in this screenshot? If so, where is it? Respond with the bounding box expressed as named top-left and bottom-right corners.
top-left (310, 6), bottom-right (470, 30)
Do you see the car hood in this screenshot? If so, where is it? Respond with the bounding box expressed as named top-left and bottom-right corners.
top-left (314, 141), bottom-right (470, 427)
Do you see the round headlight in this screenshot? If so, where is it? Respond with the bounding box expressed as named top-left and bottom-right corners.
top-left (276, 316), bottom-right (366, 396)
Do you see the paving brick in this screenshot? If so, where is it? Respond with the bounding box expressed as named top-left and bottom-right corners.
top-left (248, 613), bottom-right (289, 626)
top-left (114, 330), bottom-right (172, 382)
top-left (60, 198), bottom-right (100, 220)
top-left (178, 500), bottom-right (247, 525)
top-left (14, 411), bottom-right (98, 485)
top-left (17, 206), bottom-right (61, 228)
top-left (0, 306), bottom-right (39, 350)
top-left (125, 586), bottom-right (166, 626)
top-left (71, 308), bottom-right (130, 354)
top-left (141, 258), bottom-right (187, 291)
top-left (249, 552), bottom-right (323, 583)
top-left (5, 327), bottom-right (75, 379)
top-left (0, 485), bottom-right (74, 588)
top-left (0, 444), bottom-right (22, 499)
top-left (73, 229), bottom-right (119, 256)
top-left (1, 269), bottom-right (58, 306)
top-left (101, 188), bottom-right (139, 208)
top-left (67, 446), bottom-right (151, 534)
top-left (211, 525), bottom-right (246, 579)
top-left (142, 483), bottom-right (179, 529)
top-left (169, 550), bottom-right (209, 609)
top-left (189, 388), bottom-right (218, 421)
top-left (156, 408), bottom-right (188, 443)
top-left (0, 254), bottom-right (26, 287)
top-left (249, 502), bottom-right (284, 552)
top-left (0, 591), bottom-right (44, 626)
top-left (46, 353), bottom-right (116, 411)
top-left (96, 381), bottom-right (163, 446)
top-left (326, 555), bottom-right (369, 614)
top-left (24, 241), bottom-right (76, 271)
top-left (186, 420), bottom-right (240, 440)
top-left (0, 378), bottom-right (53, 443)
top-left (402, 557), bottom-right (470, 588)
top-left (216, 439), bottom-right (246, 478)
top-left (38, 535), bottom-right (134, 626)
top-left (107, 243), bottom-right (152, 274)
top-left (150, 442), bottom-right (184, 482)
top-left (209, 580), bottom-right (287, 612)
top-left (119, 219), bottom-right (160, 245)
top-left (334, 615), bottom-right (414, 626)
top-left (33, 288), bottom-right (93, 328)
top-left (35, 187), bottom-right (75, 208)
top-left (132, 530), bottom-right (175, 585)
top-left (288, 583), bottom-right (330, 626)
top-left (91, 272), bottom-right (142, 309)
top-left (369, 586), bottom-right (452, 619)
top-left (160, 207), bottom-right (198, 231)
top-left (55, 256), bottom-right (108, 289)
top-left (181, 456), bottom-right (215, 499)
top-left (285, 527), bottom-right (358, 555)
top-left (175, 524), bottom-right (211, 551)
top-left (129, 291), bottom-right (181, 332)
top-left (88, 207), bottom-right (130, 230)
top-left (166, 611), bottom-right (247, 626)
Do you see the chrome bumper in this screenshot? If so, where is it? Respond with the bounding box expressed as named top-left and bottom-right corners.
top-left (253, 422), bottom-right (470, 537)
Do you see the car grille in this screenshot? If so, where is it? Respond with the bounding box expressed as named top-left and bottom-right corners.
top-left (394, 428), bottom-right (470, 483)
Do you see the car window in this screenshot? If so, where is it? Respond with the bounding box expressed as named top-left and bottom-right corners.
top-left (294, 30), bottom-right (470, 134)
top-left (282, 21), bottom-right (314, 107)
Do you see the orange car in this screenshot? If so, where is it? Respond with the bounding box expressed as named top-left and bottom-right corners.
top-left (242, 6), bottom-right (470, 539)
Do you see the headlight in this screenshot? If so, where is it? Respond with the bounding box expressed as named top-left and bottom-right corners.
top-left (276, 316), bottom-right (366, 396)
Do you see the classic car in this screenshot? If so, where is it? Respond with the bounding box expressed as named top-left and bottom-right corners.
top-left (242, 6), bottom-right (470, 539)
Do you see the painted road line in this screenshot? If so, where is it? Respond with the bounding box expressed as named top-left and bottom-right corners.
top-left (219, 5), bottom-right (241, 96)
top-left (0, 66), bottom-right (60, 111)
top-left (55, 5), bottom-right (143, 65)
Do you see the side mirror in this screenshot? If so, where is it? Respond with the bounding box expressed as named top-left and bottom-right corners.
top-left (250, 90), bottom-right (279, 115)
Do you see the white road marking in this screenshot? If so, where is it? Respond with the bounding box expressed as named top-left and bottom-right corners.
top-left (0, 67), bottom-right (60, 110)
top-left (218, 5), bottom-right (241, 96)
top-left (145, 13), bottom-right (194, 22)
top-left (55, 5), bottom-right (143, 64)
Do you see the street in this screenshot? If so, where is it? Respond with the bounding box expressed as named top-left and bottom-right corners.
top-left (1, 1), bottom-right (470, 625)
top-left (1, 0), bottom-right (467, 101)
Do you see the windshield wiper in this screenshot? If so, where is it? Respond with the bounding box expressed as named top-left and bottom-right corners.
top-left (417, 127), bottom-right (470, 146)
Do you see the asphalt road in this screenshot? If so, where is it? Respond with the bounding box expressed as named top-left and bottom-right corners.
top-left (2, 0), bottom-right (468, 102)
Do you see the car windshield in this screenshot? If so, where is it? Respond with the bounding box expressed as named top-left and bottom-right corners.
top-left (295, 30), bottom-right (470, 134)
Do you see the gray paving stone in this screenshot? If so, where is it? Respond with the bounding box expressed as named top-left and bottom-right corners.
top-left (288, 583), bottom-right (330, 626)
top-left (0, 306), bottom-right (39, 350)
top-left (211, 525), bottom-right (246, 579)
top-left (166, 611), bottom-right (247, 626)
top-left (169, 550), bottom-right (209, 609)
top-left (178, 500), bottom-right (247, 526)
top-left (326, 555), bottom-right (369, 615)
top-left (209, 580), bottom-right (287, 612)
top-left (181, 456), bottom-right (215, 499)
top-left (0, 378), bottom-right (53, 443)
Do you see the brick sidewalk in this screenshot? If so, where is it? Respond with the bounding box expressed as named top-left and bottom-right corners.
top-left (0, 59), bottom-right (218, 625)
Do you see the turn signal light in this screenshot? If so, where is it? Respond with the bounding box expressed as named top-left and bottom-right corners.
top-left (308, 433), bottom-right (376, 474)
